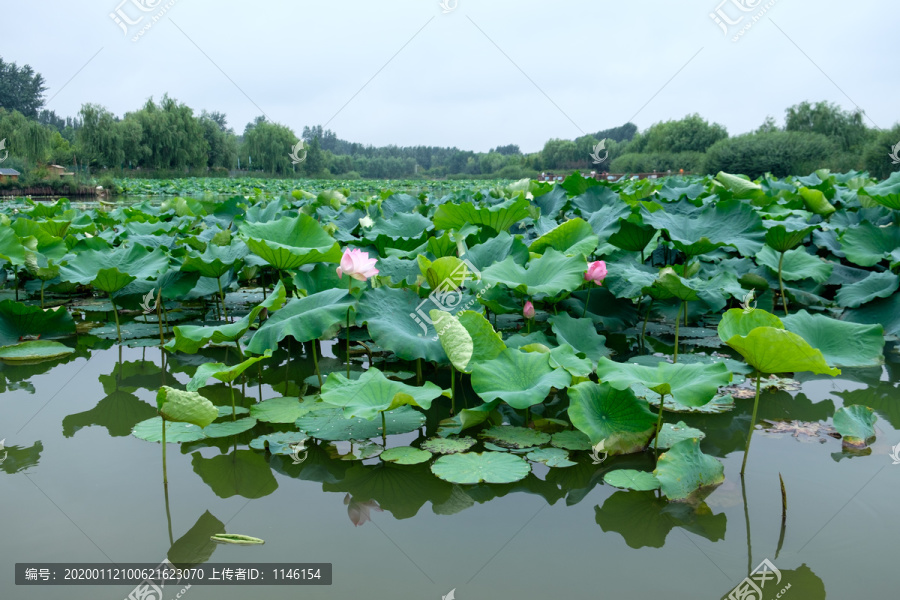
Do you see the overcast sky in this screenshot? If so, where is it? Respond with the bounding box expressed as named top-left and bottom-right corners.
top-left (2, 0), bottom-right (896, 153)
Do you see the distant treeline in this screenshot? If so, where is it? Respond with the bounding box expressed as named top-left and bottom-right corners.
top-left (1, 54), bottom-right (898, 182)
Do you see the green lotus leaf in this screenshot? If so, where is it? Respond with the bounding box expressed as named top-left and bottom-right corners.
top-left (478, 426), bottom-right (551, 449)
top-left (239, 214), bottom-right (342, 270)
top-left (844, 292), bottom-right (900, 337)
top-left (245, 289), bottom-right (353, 354)
top-left (250, 396), bottom-right (323, 424)
top-left (608, 215), bottom-right (657, 254)
top-left (457, 310), bottom-right (506, 364)
top-left (433, 196), bottom-right (531, 233)
top-left (430, 309), bottom-right (473, 372)
top-left (717, 307), bottom-right (784, 342)
top-left (296, 406), bottom-right (426, 441)
top-left (471, 348), bottom-right (572, 409)
top-left (764, 217), bottom-right (816, 252)
top-left (526, 447), bottom-right (576, 468)
top-left (655, 421), bottom-right (706, 450)
top-left (156, 386), bottom-right (218, 427)
top-left (58, 245), bottom-right (168, 293)
top-left (715, 171), bottom-right (765, 201)
top-left (529, 217), bottom-right (599, 257)
top-left (431, 452), bottom-right (531, 484)
top-left (363, 212), bottom-right (434, 253)
top-left (381, 447), bottom-right (433, 465)
top-left (604, 260), bottom-right (658, 299)
top-left (799, 186), bottom-right (836, 216)
top-left (835, 271), bottom-right (900, 308)
top-left (216, 406), bottom-right (250, 418)
top-left (203, 417), bottom-right (258, 439)
top-left (191, 450), bottom-right (278, 499)
top-left (832, 405), bottom-right (877, 448)
top-left (567, 381), bottom-right (657, 454)
top-left (421, 436), bottom-right (477, 454)
top-left (839, 221), bottom-right (900, 267)
top-left (0, 340), bottom-right (74, 362)
top-left (186, 350), bottom-right (273, 391)
top-left (548, 344), bottom-right (594, 377)
top-left (550, 429), bottom-right (592, 451)
top-left (181, 240), bottom-right (248, 279)
top-left (603, 469), bottom-right (661, 491)
top-left (722, 327), bottom-right (840, 376)
top-left (356, 286), bottom-right (447, 363)
top-left (249, 431), bottom-right (309, 455)
top-left (435, 400), bottom-right (502, 437)
top-left (549, 313), bottom-right (610, 365)
top-left (0, 225), bottom-right (27, 265)
top-left (132, 418), bottom-right (207, 443)
top-left (417, 256), bottom-right (473, 293)
top-left (782, 310), bottom-right (884, 368)
top-left (653, 438), bottom-right (725, 501)
top-left (209, 534), bottom-right (265, 546)
top-left (641, 198), bottom-right (765, 257)
top-left (481, 248), bottom-right (586, 299)
top-left (320, 368), bottom-right (447, 420)
top-left (595, 358), bottom-right (732, 408)
top-left (167, 281), bottom-right (287, 354)
top-left (858, 171), bottom-right (900, 210)
top-left (757, 246), bottom-right (833, 283)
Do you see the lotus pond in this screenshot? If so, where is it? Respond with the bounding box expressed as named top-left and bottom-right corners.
top-left (2, 171), bottom-right (899, 599)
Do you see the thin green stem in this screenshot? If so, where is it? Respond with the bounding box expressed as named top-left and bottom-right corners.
top-left (312, 340), bottom-right (323, 388)
top-left (641, 298), bottom-right (654, 349)
top-left (582, 285), bottom-right (593, 318)
top-left (654, 393), bottom-right (666, 455)
top-left (229, 380), bottom-right (236, 421)
top-left (450, 365), bottom-right (456, 414)
top-left (673, 301), bottom-right (683, 363)
top-left (161, 417), bottom-right (168, 486)
top-left (778, 251), bottom-right (788, 316)
top-left (381, 411), bottom-right (387, 447)
top-left (217, 276), bottom-right (229, 321)
top-left (109, 293), bottom-right (122, 343)
top-left (740, 373), bottom-right (763, 477)
top-left (157, 293), bottom-right (165, 347)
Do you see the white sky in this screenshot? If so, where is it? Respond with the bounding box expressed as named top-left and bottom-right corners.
top-left (2, 0), bottom-right (896, 153)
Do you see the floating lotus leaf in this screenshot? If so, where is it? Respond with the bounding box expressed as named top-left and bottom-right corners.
top-left (481, 248), bottom-right (586, 299)
top-left (526, 447), bottom-right (576, 468)
top-left (239, 214), bottom-right (342, 270)
top-left (132, 418), bottom-right (207, 443)
top-left (567, 381), bottom-right (657, 454)
top-left (203, 417), bottom-right (258, 439)
top-left (653, 438), bottom-right (725, 501)
top-left (381, 447), bottom-right (433, 465)
top-left (320, 368), bottom-right (447, 420)
top-left (832, 405), bottom-right (877, 449)
top-left (296, 406), bottom-right (426, 441)
top-left (246, 289), bottom-right (354, 354)
top-left (421, 436), bottom-right (477, 454)
top-left (249, 431), bottom-right (309, 455)
top-left (603, 469), bottom-right (661, 491)
top-left (431, 452), bottom-right (531, 484)
top-left (471, 348), bottom-right (572, 409)
top-left (550, 430), bottom-right (592, 451)
top-left (782, 310), bottom-right (884, 368)
top-left (250, 396), bottom-right (324, 424)
top-left (0, 341), bottom-right (74, 362)
top-left (478, 426), bottom-right (550, 449)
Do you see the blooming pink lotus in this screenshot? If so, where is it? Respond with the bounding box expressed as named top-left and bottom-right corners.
top-left (585, 260), bottom-right (608, 285)
top-left (336, 248), bottom-right (379, 281)
top-left (523, 301), bottom-right (535, 320)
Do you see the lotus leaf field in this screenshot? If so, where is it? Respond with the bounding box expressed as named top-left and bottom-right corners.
top-left (2, 170), bottom-right (898, 512)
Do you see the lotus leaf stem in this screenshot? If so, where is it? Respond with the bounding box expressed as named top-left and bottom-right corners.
top-left (161, 417), bottom-right (168, 486)
top-left (312, 340), bottom-right (323, 388)
top-left (778, 251), bottom-right (788, 316)
top-left (673, 302), bottom-right (684, 363)
top-left (582, 286), bottom-right (592, 318)
top-left (381, 411), bottom-right (387, 447)
top-left (653, 393), bottom-right (666, 454)
top-left (109, 293), bottom-right (122, 343)
top-left (740, 373), bottom-right (763, 477)
top-left (229, 380), bottom-right (237, 421)
top-left (217, 276), bottom-right (229, 321)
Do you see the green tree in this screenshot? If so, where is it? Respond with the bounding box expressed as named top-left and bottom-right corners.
top-left (785, 101), bottom-right (871, 151)
top-left (241, 117), bottom-right (298, 175)
top-left (0, 57), bottom-right (47, 118)
top-left (639, 114), bottom-right (728, 154)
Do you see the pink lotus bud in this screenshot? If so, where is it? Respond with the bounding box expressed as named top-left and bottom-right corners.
top-left (585, 260), bottom-right (608, 285)
top-left (523, 301), bottom-right (535, 320)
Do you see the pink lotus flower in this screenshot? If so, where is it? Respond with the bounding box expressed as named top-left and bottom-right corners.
top-left (585, 261), bottom-right (608, 285)
top-left (344, 494), bottom-right (383, 527)
top-left (523, 301), bottom-right (535, 320)
top-left (336, 248), bottom-right (379, 281)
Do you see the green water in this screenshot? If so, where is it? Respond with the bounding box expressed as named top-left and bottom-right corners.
top-left (2, 305), bottom-right (898, 599)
